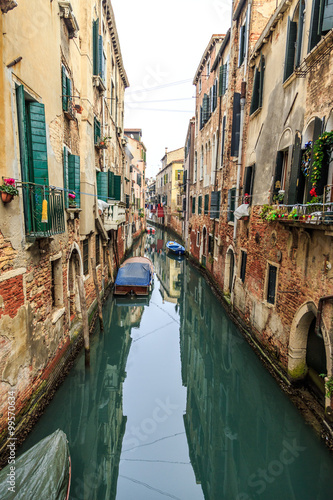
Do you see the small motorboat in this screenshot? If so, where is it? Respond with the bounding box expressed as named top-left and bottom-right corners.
top-left (166, 241), bottom-right (185, 255)
top-left (146, 226), bottom-right (155, 234)
top-left (114, 256), bottom-right (154, 296)
top-left (0, 429), bottom-right (71, 500)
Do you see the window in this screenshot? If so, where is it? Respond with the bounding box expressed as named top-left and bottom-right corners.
top-left (194, 152), bottom-right (197, 182)
top-left (283, 3), bottom-right (305, 82)
top-left (250, 55), bottom-right (265, 114)
top-left (243, 165), bottom-right (255, 205)
top-left (68, 154), bottom-right (81, 208)
top-left (92, 19), bottom-right (99, 76)
top-left (221, 115), bottom-right (226, 166)
top-left (94, 117), bottom-right (101, 145)
top-left (51, 257), bottom-right (63, 308)
top-left (231, 93), bottom-right (241, 157)
top-left (83, 239), bottom-right (89, 275)
top-left (219, 63), bottom-right (228, 96)
top-left (240, 251), bottom-right (247, 283)
top-left (202, 93), bottom-right (210, 125)
top-left (198, 195), bottom-right (202, 215)
top-left (267, 264), bottom-right (277, 304)
top-left (238, 20), bottom-right (247, 66)
top-left (61, 65), bottom-right (72, 113)
top-left (272, 150), bottom-right (289, 199)
top-left (95, 234), bottom-right (100, 266)
top-left (207, 59), bottom-right (210, 78)
top-left (210, 191), bottom-right (221, 219)
top-left (204, 194), bottom-right (209, 215)
top-left (308, 0), bottom-right (333, 53)
top-left (200, 147), bottom-right (204, 180)
top-left (208, 235), bottom-right (214, 254)
top-left (199, 78), bottom-right (202, 93)
top-left (227, 188), bottom-right (236, 222)
top-left (196, 231), bottom-right (200, 246)
top-left (192, 196), bottom-right (196, 214)
top-left (97, 171), bottom-right (108, 201)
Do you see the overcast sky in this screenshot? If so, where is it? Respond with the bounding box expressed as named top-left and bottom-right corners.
top-left (112, 0), bottom-right (232, 178)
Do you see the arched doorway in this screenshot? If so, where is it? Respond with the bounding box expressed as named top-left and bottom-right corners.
top-left (224, 247), bottom-right (235, 295)
top-left (67, 243), bottom-right (83, 324)
top-left (288, 302), bottom-right (331, 405)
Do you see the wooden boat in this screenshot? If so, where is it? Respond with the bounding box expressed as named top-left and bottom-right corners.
top-left (114, 256), bottom-right (154, 296)
top-left (0, 429), bottom-right (71, 500)
top-left (166, 241), bottom-right (185, 255)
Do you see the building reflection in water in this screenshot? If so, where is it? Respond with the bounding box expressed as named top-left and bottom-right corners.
top-left (179, 262), bottom-right (333, 500)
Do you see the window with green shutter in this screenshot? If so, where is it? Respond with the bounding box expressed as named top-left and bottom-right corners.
top-left (63, 147), bottom-right (69, 208)
top-left (284, 17), bottom-right (297, 82)
top-left (250, 55), bottom-right (265, 114)
top-left (94, 117), bottom-right (101, 145)
top-left (231, 93), bottom-right (241, 157)
top-left (308, 0), bottom-right (333, 52)
top-left (210, 191), bottom-right (220, 219)
top-left (198, 195), bottom-right (202, 215)
top-left (114, 175), bottom-right (121, 201)
top-left (204, 194), bottom-right (209, 215)
top-left (238, 22), bottom-right (247, 66)
top-left (108, 170), bottom-right (115, 199)
top-left (227, 188), bottom-right (236, 222)
top-left (192, 196), bottom-right (196, 214)
top-left (97, 171), bottom-right (108, 201)
top-left (93, 19), bottom-right (99, 76)
top-left (68, 154), bottom-right (80, 207)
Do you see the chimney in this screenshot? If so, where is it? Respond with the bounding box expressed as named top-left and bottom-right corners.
top-left (165, 147), bottom-right (168, 155)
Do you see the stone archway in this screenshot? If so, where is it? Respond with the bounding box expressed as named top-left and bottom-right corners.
top-left (224, 246), bottom-right (235, 295)
top-left (67, 242), bottom-right (83, 323)
top-left (288, 301), bottom-right (332, 382)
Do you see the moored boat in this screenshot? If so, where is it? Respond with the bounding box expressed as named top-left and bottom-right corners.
top-left (0, 429), bottom-right (71, 500)
top-left (114, 256), bottom-right (154, 296)
top-left (166, 241), bottom-right (185, 255)
top-left (146, 226), bottom-right (155, 234)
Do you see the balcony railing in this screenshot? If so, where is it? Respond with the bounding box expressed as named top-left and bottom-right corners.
top-left (275, 203), bottom-right (333, 226)
top-left (20, 183), bottom-right (65, 238)
top-left (102, 201), bottom-right (126, 231)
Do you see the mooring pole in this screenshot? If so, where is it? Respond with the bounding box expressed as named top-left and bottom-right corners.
top-left (91, 257), bottom-right (104, 331)
top-left (76, 275), bottom-right (90, 366)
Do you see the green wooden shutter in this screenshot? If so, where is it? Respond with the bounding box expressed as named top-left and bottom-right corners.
top-left (259, 55), bottom-right (265, 109)
top-left (296, 1), bottom-right (305, 67)
top-left (93, 19), bottom-right (99, 75)
top-left (66, 76), bottom-right (72, 110)
top-left (322, 0), bottom-right (333, 32)
top-left (238, 25), bottom-right (245, 66)
top-left (62, 66), bottom-right (68, 111)
top-left (284, 17), bottom-right (297, 82)
top-left (16, 85), bottom-right (32, 233)
top-left (27, 102), bottom-right (49, 186)
top-left (222, 64), bottom-right (227, 95)
top-left (218, 64), bottom-right (224, 96)
top-left (192, 196), bottom-right (196, 214)
top-left (114, 174), bottom-right (121, 200)
top-left (63, 147), bottom-right (69, 208)
top-left (227, 188), bottom-right (236, 222)
top-left (286, 132), bottom-right (302, 205)
top-left (97, 171), bottom-right (108, 201)
top-left (273, 151), bottom-right (284, 198)
top-left (221, 115), bottom-right (226, 165)
top-left (98, 35), bottom-right (104, 79)
top-left (108, 170), bottom-right (115, 199)
top-left (198, 195), bottom-right (202, 215)
top-left (203, 94), bottom-right (209, 124)
top-left (210, 191), bottom-right (220, 219)
top-left (250, 67), bottom-right (260, 115)
top-left (231, 93), bottom-right (241, 157)
top-left (68, 154), bottom-right (80, 207)
top-left (94, 117), bottom-right (101, 144)
top-left (204, 194), bottom-right (209, 215)
top-left (308, 0), bottom-right (321, 52)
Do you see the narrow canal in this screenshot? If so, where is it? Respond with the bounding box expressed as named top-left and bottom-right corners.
top-left (20, 229), bottom-right (333, 499)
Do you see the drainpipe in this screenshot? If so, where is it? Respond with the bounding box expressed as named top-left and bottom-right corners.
top-left (233, 81), bottom-right (246, 241)
top-left (315, 295), bottom-right (333, 336)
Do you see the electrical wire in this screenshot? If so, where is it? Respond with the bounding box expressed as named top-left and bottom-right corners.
top-left (125, 79), bottom-right (192, 95)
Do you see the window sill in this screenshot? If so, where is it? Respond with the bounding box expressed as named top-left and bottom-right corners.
top-left (52, 307), bottom-right (65, 325)
top-left (282, 72), bottom-right (297, 89)
top-left (262, 299), bottom-right (275, 309)
top-left (249, 107), bottom-right (262, 119)
top-left (228, 221), bottom-right (234, 226)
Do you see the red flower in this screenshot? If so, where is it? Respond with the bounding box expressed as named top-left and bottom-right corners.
top-left (310, 187), bottom-right (317, 197)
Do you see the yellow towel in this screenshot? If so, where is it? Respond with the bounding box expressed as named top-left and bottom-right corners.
top-left (41, 199), bottom-right (48, 223)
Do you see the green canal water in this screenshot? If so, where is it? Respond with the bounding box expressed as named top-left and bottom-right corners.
top-left (19, 229), bottom-right (333, 499)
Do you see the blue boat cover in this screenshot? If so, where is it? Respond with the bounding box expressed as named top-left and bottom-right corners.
top-left (115, 262), bottom-right (152, 287)
top-left (166, 241), bottom-right (185, 254)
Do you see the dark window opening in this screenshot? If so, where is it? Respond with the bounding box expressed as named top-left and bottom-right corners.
top-left (83, 239), bottom-right (89, 276)
top-left (267, 264), bottom-right (277, 304)
top-left (240, 251), bottom-right (247, 283)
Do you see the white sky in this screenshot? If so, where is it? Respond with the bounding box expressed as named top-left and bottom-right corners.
top-left (112, 0), bottom-right (232, 178)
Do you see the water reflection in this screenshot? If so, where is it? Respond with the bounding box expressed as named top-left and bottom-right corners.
top-left (17, 228), bottom-right (333, 500)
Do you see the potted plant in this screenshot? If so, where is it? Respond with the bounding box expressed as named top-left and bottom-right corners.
top-left (96, 136), bottom-right (111, 149)
top-left (68, 192), bottom-right (76, 208)
top-left (0, 178), bottom-right (19, 203)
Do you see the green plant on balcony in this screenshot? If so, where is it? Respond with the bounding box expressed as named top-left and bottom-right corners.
top-left (96, 136), bottom-right (111, 149)
top-left (260, 204), bottom-right (273, 220)
top-left (320, 374), bottom-right (333, 399)
top-left (311, 131), bottom-right (333, 187)
top-left (0, 178), bottom-right (19, 203)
